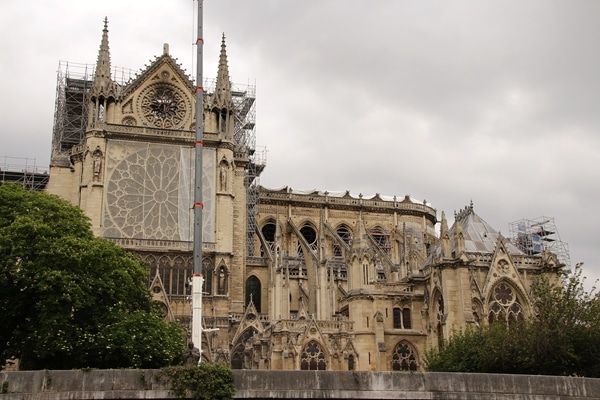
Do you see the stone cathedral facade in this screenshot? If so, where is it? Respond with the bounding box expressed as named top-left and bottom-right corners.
top-left (47, 21), bottom-right (563, 372)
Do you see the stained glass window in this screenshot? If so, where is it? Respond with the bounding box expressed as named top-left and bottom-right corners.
top-left (487, 282), bottom-right (524, 324)
top-left (300, 341), bottom-right (326, 370)
top-left (391, 341), bottom-right (418, 371)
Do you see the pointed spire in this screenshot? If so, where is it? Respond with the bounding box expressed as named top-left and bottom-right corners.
top-left (440, 211), bottom-right (451, 258)
top-left (214, 33), bottom-right (233, 109)
top-left (440, 211), bottom-right (449, 237)
top-left (90, 17), bottom-right (118, 100)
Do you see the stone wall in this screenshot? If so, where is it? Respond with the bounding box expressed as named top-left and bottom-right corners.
top-left (1, 369), bottom-right (599, 400)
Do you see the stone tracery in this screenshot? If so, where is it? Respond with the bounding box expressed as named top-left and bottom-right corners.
top-left (139, 83), bottom-right (188, 128)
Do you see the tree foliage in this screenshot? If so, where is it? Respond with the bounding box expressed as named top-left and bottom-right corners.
top-left (0, 184), bottom-right (184, 370)
top-left (425, 263), bottom-right (600, 377)
top-left (161, 363), bottom-right (236, 400)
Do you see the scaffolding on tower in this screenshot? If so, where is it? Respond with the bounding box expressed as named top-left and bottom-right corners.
top-left (51, 62), bottom-right (92, 164)
top-left (51, 61), bottom-right (134, 165)
top-left (230, 81), bottom-right (265, 257)
top-left (509, 216), bottom-right (571, 269)
top-left (203, 78), bottom-right (266, 256)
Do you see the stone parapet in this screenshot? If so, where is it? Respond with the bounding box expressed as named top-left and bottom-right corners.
top-left (1, 370), bottom-right (599, 400)
top-left (259, 187), bottom-right (437, 224)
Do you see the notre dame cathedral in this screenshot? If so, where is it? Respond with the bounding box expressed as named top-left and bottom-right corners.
top-left (47, 20), bottom-right (563, 371)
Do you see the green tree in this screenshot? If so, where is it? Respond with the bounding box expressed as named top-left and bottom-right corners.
top-left (0, 184), bottom-right (184, 370)
top-left (425, 263), bottom-right (600, 377)
top-left (529, 263), bottom-right (600, 376)
top-left (163, 363), bottom-right (236, 400)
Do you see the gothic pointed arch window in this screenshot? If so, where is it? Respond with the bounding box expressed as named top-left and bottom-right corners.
top-left (231, 327), bottom-right (258, 370)
top-left (348, 354), bottom-right (355, 371)
top-left (260, 220), bottom-right (276, 256)
top-left (144, 254), bottom-right (157, 286)
top-left (300, 341), bottom-right (326, 370)
top-left (158, 255), bottom-right (171, 294)
top-left (393, 307), bottom-right (412, 329)
top-left (393, 308), bottom-right (401, 329)
top-left (173, 256), bottom-right (186, 296)
top-left (245, 275), bottom-right (261, 313)
top-left (402, 308), bottom-right (412, 329)
top-left (333, 224), bottom-right (352, 258)
top-left (368, 226), bottom-right (390, 253)
top-left (487, 281), bottom-right (524, 324)
top-left (391, 341), bottom-right (418, 371)
top-left (203, 257), bottom-right (213, 295)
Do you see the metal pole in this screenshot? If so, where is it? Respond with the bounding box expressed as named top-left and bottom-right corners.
top-left (191, 0), bottom-right (204, 362)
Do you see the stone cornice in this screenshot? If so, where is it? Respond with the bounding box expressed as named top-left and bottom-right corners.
top-left (259, 188), bottom-right (437, 224)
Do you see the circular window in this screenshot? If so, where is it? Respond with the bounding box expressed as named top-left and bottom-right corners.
top-left (138, 83), bottom-right (189, 128)
top-left (300, 225), bottom-right (317, 245)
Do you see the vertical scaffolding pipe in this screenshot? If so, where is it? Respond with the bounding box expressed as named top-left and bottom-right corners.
top-left (191, 0), bottom-right (205, 361)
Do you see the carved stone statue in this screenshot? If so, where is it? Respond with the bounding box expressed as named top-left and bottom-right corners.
top-left (218, 266), bottom-right (227, 295)
top-left (182, 342), bottom-right (201, 366)
top-left (92, 147), bottom-right (104, 182)
top-left (219, 163), bottom-right (228, 191)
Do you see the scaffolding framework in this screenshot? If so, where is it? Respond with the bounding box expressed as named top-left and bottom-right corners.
top-left (0, 156), bottom-right (49, 191)
top-left (51, 61), bottom-right (134, 162)
top-left (52, 62), bottom-right (92, 159)
top-left (509, 216), bottom-right (571, 269)
top-left (230, 82), bottom-right (266, 257)
top-left (201, 79), bottom-right (266, 257)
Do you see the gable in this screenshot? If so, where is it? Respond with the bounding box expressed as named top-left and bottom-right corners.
top-left (114, 54), bottom-right (195, 131)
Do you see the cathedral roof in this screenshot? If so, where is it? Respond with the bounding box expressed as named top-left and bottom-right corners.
top-left (451, 202), bottom-right (523, 255)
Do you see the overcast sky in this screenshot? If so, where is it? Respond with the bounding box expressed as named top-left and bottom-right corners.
top-left (1, 1), bottom-right (599, 283)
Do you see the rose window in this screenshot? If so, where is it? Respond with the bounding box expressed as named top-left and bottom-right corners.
top-left (139, 84), bottom-right (188, 128)
top-left (104, 145), bottom-right (186, 241)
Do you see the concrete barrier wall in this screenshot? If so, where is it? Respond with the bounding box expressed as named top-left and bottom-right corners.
top-left (1, 369), bottom-right (599, 400)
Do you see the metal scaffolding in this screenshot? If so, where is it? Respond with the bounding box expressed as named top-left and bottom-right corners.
top-left (51, 62), bottom-right (92, 159)
top-left (509, 216), bottom-right (571, 268)
top-left (231, 82), bottom-right (266, 257)
top-left (245, 146), bottom-right (266, 256)
top-left (203, 79), bottom-right (266, 256)
top-left (51, 61), bottom-right (134, 163)
top-left (0, 156), bottom-right (49, 191)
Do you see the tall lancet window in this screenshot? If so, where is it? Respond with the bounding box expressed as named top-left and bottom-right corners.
top-left (245, 276), bottom-right (261, 313)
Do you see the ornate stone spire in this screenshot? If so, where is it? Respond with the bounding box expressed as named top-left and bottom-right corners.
top-left (90, 17), bottom-right (118, 100)
top-left (214, 33), bottom-right (233, 110)
top-left (440, 211), bottom-right (449, 238)
top-left (440, 211), bottom-right (451, 258)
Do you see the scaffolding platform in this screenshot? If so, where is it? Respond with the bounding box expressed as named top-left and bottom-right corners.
top-left (509, 216), bottom-right (571, 268)
top-left (0, 157), bottom-right (49, 191)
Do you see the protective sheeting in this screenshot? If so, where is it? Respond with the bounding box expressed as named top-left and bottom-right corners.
top-left (102, 141), bottom-right (215, 243)
top-left (201, 147), bottom-right (216, 243)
